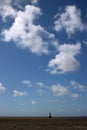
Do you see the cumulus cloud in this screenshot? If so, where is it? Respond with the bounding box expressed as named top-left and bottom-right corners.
top-left (0, 83), bottom-right (6, 93)
top-left (13, 90), bottom-right (26, 97)
top-left (22, 80), bottom-right (32, 87)
top-left (48, 43), bottom-right (81, 74)
top-left (71, 93), bottom-right (79, 99)
top-left (54, 5), bottom-right (85, 37)
top-left (31, 100), bottom-right (37, 104)
top-left (1, 4), bottom-right (57, 55)
top-left (51, 84), bottom-right (68, 96)
top-left (0, 0), bottom-right (12, 7)
top-left (30, 0), bottom-right (39, 5)
top-left (38, 89), bottom-right (47, 96)
top-left (36, 82), bottom-right (45, 88)
top-left (70, 81), bottom-right (86, 91)
top-left (36, 82), bottom-right (47, 95)
top-left (0, 0), bottom-right (17, 20)
top-left (37, 89), bottom-right (47, 96)
top-left (83, 41), bottom-right (87, 45)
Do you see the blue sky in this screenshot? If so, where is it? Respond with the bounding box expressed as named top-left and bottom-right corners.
top-left (0, 0), bottom-right (87, 116)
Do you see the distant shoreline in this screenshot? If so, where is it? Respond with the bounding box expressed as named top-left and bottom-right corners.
top-left (0, 116), bottom-right (87, 119)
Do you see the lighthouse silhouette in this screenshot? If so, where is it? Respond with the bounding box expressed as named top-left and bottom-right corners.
top-left (49, 112), bottom-right (51, 118)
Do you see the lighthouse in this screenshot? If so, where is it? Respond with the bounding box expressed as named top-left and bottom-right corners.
top-left (49, 112), bottom-right (51, 118)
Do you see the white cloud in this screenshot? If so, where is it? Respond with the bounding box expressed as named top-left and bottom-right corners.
top-left (71, 93), bottom-right (79, 99)
top-left (54, 5), bottom-right (85, 37)
top-left (22, 80), bottom-right (32, 87)
top-left (36, 82), bottom-right (47, 95)
top-left (13, 90), bottom-right (26, 97)
top-left (48, 43), bottom-right (81, 74)
top-left (38, 89), bottom-right (47, 96)
top-left (0, 0), bottom-right (11, 7)
top-left (0, 83), bottom-right (6, 93)
top-left (83, 41), bottom-right (87, 45)
top-left (0, 0), bottom-right (17, 20)
top-left (31, 100), bottom-right (37, 105)
top-left (36, 82), bottom-right (45, 88)
top-left (30, 0), bottom-right (39, 5)
top-left (1, 4), bottom-right (57, 55)
top-left (51, 84), bottom-right (68, 96)
top-left (70, 81), bottom-right (86, 91)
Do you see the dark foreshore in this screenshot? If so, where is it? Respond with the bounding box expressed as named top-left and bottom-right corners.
top-left (0, 116), bottom-right (87, 130)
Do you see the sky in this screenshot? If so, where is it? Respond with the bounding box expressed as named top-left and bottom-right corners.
top-left (0, 0), bottom-right (87, 117)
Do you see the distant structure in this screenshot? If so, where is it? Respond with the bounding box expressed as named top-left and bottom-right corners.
top-left (49, 112), bottom-right (51, 118)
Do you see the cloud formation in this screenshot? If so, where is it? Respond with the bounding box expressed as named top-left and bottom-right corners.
top-left (30, 0), bottom-right (39, 5)
top-left (22, 80), bottom-right (32, 87)
top-left (38, 89), bottom-right (47, 96)
top-left (71, 93), bottom-right (79, 99)
top-left (31, 100), bottom-right (37, 104)
top-left (13, 90), bottom-right (26, 97)
top-left (51, 84), bottom-right (68, 96)
top-left (54, 5), bottom-right (85, 37)
top-left (0, 83), bottom-right (6, 93)
top-left (83, 41), bottom-right (87, 45)
top-left (48, 43), bottom-right (81, 74)
top-left (36, 82), bottom-right (45, 88)
top-left (1, 3), bottom-right (57, 55)
top-left (0, 0), bottom-right (17, 20)
top-left (70, 81), bottom-right (86, 91)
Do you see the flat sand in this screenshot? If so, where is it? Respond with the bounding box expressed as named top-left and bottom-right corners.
top-left (0, 117), bottom-right (87, 130)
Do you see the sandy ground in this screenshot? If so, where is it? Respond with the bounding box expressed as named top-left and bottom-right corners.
top-left (0, 117), bottom-right (87, 130)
